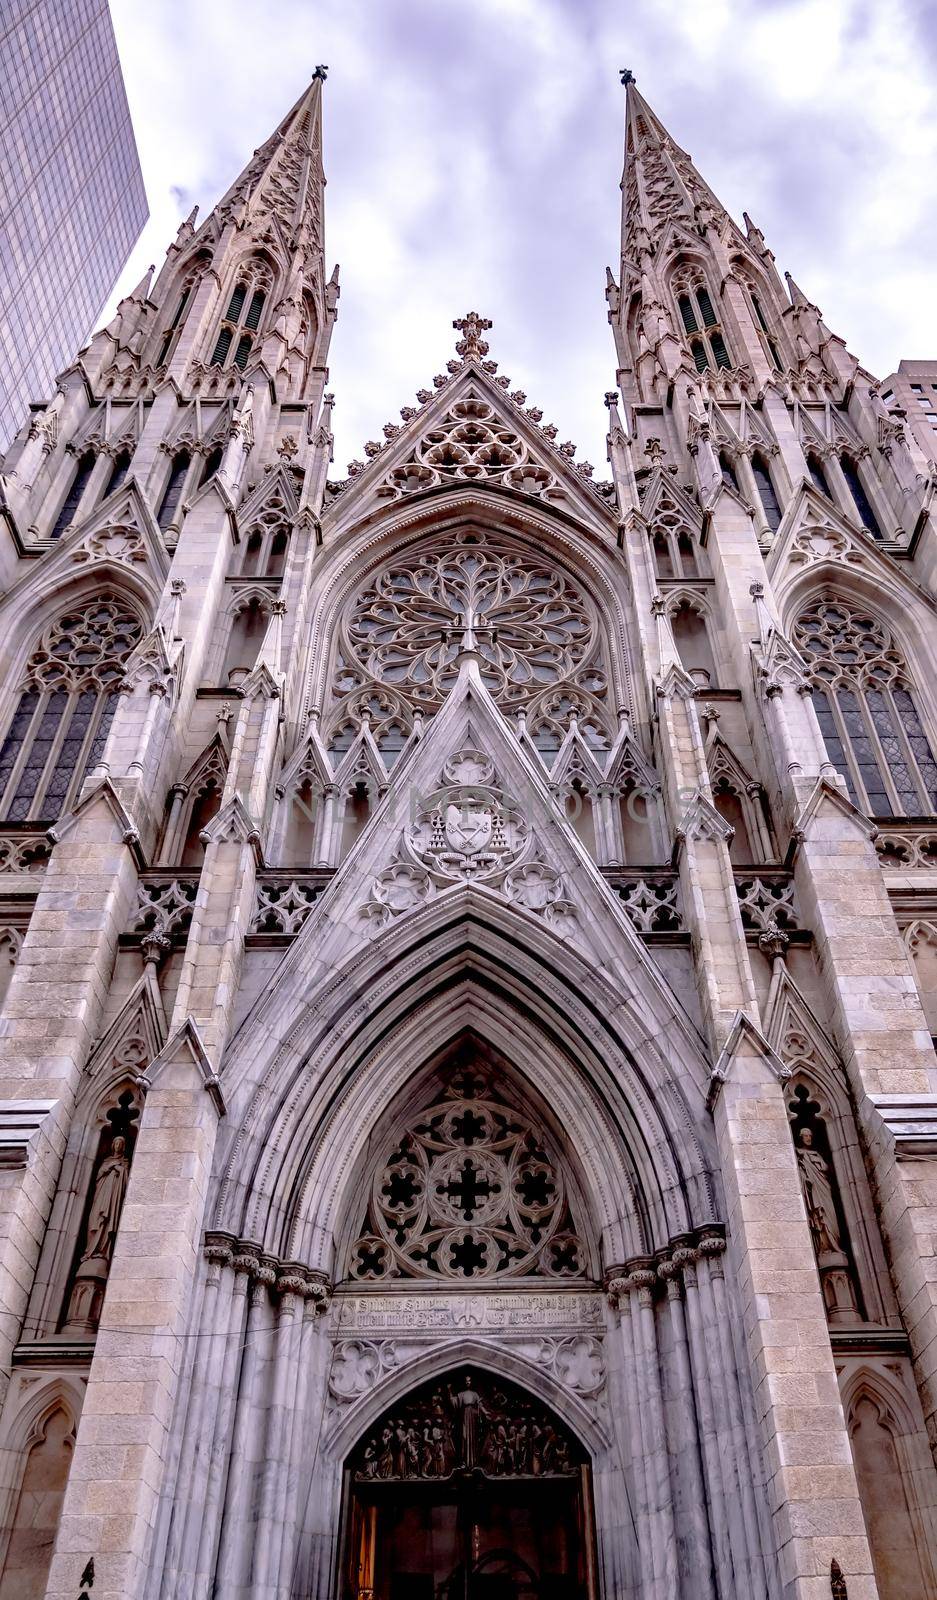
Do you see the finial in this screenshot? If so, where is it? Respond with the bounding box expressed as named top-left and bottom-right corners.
top-left (619, 68), bottom-right (635, 86)
top-left (453, 311), bottom-right (493, 362)
top-left (313, 64), bottom-right (329, 80)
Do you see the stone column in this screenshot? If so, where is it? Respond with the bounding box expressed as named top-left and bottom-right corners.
top-left (656, 1254), bottom-right (716, 1599)
top-left (709, 1020), bottom-right (878, 1599)
top-left (44, 1023), bottom-right (226, 1600)
top-left (0, 787), bottom-right (140, 1407)
top-left (606, 1266), bottom-right (677, 1600)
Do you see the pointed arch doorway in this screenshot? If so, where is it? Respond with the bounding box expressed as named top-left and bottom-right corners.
top-left (341, 1370), bottom-right (598, 1600)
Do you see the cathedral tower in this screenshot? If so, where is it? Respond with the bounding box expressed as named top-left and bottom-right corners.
top-left (0, 66), bottom-right (935, 1600)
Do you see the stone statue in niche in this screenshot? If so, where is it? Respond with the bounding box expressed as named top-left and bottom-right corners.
top-left (64, 1130), bottom-right (133, 1334)
top-left (789, 1092), bottom-right (862, 1326)
top-left (351, 1370), bottom-right (580, 1482)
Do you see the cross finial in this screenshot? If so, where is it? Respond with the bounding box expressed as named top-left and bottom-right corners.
top-left (453, 311), bottom-right (493, 362)
top-left (620, 67), bottom-right (635, 86)
top-left (313, 64), bottom-right (329, 80)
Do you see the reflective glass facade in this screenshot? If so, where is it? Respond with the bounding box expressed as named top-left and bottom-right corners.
top-left (0, 0), bottom-right (147, 448)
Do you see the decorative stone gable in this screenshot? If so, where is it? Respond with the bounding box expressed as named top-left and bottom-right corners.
top-left (376, 391), bottom-right (563, 501)
top-left (363, 745), bottom-right (577, 940)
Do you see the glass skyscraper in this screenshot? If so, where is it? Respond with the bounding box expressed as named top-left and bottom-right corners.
top-left (0, 0), bottom-right (148, 449)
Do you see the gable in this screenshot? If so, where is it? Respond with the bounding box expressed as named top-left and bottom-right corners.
top-left (324, 360), bottom-right (617, 536)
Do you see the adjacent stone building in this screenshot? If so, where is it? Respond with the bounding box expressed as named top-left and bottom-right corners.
top-left (0, 0), bottom-right (147, 450)
top-left (0, 65), bottom-right (935, 1600)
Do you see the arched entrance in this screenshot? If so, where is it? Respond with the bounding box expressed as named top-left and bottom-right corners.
top-left (341, 1369), bottom-right (597, 1599)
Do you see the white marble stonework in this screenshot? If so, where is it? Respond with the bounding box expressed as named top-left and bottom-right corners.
top-left (0, 64), bottom-right (936, 1600)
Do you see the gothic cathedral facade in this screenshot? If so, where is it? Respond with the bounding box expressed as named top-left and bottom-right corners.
top-left (0, 68), bottom-right (936, 1600)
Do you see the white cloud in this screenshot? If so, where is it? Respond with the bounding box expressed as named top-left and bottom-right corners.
top-left (107, 0), bottom-right (937, 474)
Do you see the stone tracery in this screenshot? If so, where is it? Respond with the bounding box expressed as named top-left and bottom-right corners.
top-left (331, 530), bottom-right (610, 752)
top-left (348, 1068), bottom-right (589, 1283)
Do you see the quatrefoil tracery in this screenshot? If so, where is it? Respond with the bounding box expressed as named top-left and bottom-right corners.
top-left (349, 1077), bottom-right (587, 1283)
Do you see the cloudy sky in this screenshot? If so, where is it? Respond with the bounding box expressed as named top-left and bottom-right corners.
top-left (108, 0), bottom-right (937, 475)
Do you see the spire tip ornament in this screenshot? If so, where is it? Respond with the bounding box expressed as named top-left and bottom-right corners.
top-left (620, 67), bottom-right (635, 86)
top-left (313, 64), bottom-right (329, 80)
top-left (453, 311), bottom-right (493, 361)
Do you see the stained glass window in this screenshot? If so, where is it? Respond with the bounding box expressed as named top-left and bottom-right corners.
top-left (795, 598), bottom-right (937, 816)
top-left (0, 598), bottom-right (142, 821)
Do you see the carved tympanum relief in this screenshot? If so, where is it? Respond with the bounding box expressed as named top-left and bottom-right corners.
top-left (329, 529), bottom-right (611, 757)
top-left (348, 1066), bottom-right (588, 1284)
top-left (349, 1370), bottom-right (583, 1482)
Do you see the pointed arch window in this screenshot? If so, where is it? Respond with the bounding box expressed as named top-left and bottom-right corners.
top-left (103, 450), bottom-right (131, 499)
top-left (0, 597), bottom-right (143, 821)
top-left (676, 277), bottom-right (731, 371)
top-left (719, 452), bottom-right (739, 492)
top-left (749, 289), bottom-right (783, 370)
top-left (795, 598), bottom-right (937, 817)
top-left (209, 263), bottom-right (270, 370)
top-left (50, 450), bottom-right (95, 539)
top-left (157, 450), bottom-right (191, 531)
top-left (807, 453), bottom-right (832, 500)
top-left (752, 453), bottom-right (782, 531)
top-left (198, 444), bottom-right (223, 488)
top-left (347, 1062), bottom-right (590, 1283)
top-left (155, 284), bottom-right (192, 368)
top-left (840, 455), bottom-right (884, 540)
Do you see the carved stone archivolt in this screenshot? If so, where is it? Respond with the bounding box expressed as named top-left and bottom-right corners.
top-left (332, 529), bottom-right (609, 734)
top-left (347, 1067), bottom-right (589, 1284)
top-left (348, 1370), bottom-right (583, 1482)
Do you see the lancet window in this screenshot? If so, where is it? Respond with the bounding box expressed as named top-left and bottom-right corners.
top-left (650, 490), bottom-right (706, 578)
top-left (746, 283), bottom-right (784, 370)
top-left (209, 259), bottom-right (272, 371)
top-left (328, 529), bottom-right (612, 754)
top-left (807, 453), bottom-right (832, 500)
top-left (347, 1065), bottom-right (589, 1283)
top-left (0, 597), bottom-right (142, 821)
top-left (157, 450), bottom-right (191, 531)
top-left (240, 504), bottom-right (290, 577)
top-left (50, 450), bottom-right (96, 539)
top-left (671, 597), bottom-right (718, 688)
top-left (103, 450), bottom-right (131, 499)
top-left (674, 272), bottom-right (731, 372)
top-left (840, 455), bottom-right (884, 540)
top-left (794, 598), bottom-right (937, 817)
top-left (154, 255), bottom-right (209, 369)
top-left (751, 452), bottom-right (782, 531)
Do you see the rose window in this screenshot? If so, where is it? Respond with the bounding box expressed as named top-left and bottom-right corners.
top-left (348, 1072), bottom-right (588, 1282)
top-left (335, 531), bottom-right (608, 730)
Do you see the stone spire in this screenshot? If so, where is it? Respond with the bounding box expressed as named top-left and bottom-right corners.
top-left (211, 67), bottom-right (328, 254)
top-left (619, 73), bottom-right (732, 265)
